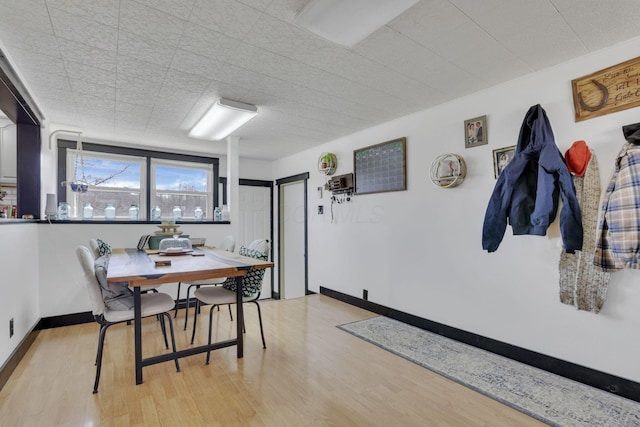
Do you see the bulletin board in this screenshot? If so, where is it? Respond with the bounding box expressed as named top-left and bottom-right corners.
top-left (354, 137), bottom-right (406, 195)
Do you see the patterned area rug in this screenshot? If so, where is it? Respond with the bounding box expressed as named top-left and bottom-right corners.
top-left (338, 316), bottom-right (640, 427)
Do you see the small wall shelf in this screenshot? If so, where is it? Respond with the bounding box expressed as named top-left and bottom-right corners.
top-left (430, 153), bottom-right (466, 188)
top-left (318, 152), bottom-right (337, 176)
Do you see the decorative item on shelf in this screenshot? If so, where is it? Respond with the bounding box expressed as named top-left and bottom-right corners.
top-left (430, 153), bottom-right (466, 188)
top-left (148, 220), bottom-right (189, 250)
top-left (194, 206), bottom-right (203, 221)
top-left (68, 132), bottom-right (89, 193)
top-left (45, 193), bottom-right (57, 220)
top-left (214, 206), bottom-right (222, 222)
top-left (128, 204), bottom-right (139, 221)
top-left (105, 203), bottom-right (116, 220)
top-left (172, 206), bottom-right (182, 221)
top-left (82, 202), bottom-right (94, 220)
top-left (221, 204), bottom-right (230, 221)
top-left (151, 205), bottom-right (161, 221)
top-left (57, 202), bottom-right (70, 220)
top-left (318, 152), bottom-right (337, 176)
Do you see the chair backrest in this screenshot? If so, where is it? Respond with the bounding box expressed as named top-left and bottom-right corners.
top-left (76, 245), bottom-right (106, 317)
top-left (221, 235), bottom-right (235, 252)
top-left (248, 239), bottom-right (269, 256)
top-left (88, 238), bottom-right (100, 258)
top-left (223, 240), bottom-right (269, 297)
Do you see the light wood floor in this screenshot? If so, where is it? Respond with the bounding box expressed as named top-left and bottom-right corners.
top-left (0, 295), bottom-right (546, 426)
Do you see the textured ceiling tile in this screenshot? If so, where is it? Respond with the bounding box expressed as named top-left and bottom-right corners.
top-left (288, 35), bottom-right (352, 72)
top-left (6, 48), bottom-right (66, 75)
top-left (48, 7), bottom-right (118, 51)
top-left (263, 0), bottom-right (308, 22)
top-left (355, 27), bottom-right (448, 78)
top-left (45, 0), bottom-right (119, 27)
top-left (115, 100), bottom-right (154, 116)
top-left (65, 60), bottom-right (116, 87)
top-left (74, 93), bottom-right (116, 111)
top-left (169, 49), bottom-right (258, 91)
top-left (465, 0), bottom-right (559, 40)
top-left (116, 55), bottom-right (168, 83)
top-left (132, 0), bottom-right (197, 20)
top-left (499, 14), bottom-right (587, 70)
top-left (177, 24), bottom-right (240, 63)
top-left (0, 2), bottom-right (53, 34)
top-left (453, 46), bottom-right (530, 86)
top-left (389, 0), bottom-right (470, 46)
top-left (0, 27), bottom-right (59, 58)
top-left (70, 79), bottom-right (116, 101)
top-left (162, 68), bottom-right (212, 94)
top-left (23, 70), bottom-right (70, 92)
top-left (189, 0), bottom-right (263, 40)
top-left (114, 108), bottom-right (152, 125)
top-left (117, 30), bottom-right (177, 67)
top-left (242, 12), bottom-right (310, 58)
top-left (119, 0), bottom-right (188, 47)
top-left (57, 38), bottom-right (117, 72)
top-left (561, 0), bottom-right (640, 49)
top-left (426, 24), bottom-right (498, 62)
top-left (237, 0), bottom-right (274, 12)
top-left (115, 88), bottom-right (158, 108)
top-left (156, 85), bottom-right (201, 106)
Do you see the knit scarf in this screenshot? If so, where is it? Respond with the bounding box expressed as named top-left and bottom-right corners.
top-left (558, 150), bottom-right (610, 313)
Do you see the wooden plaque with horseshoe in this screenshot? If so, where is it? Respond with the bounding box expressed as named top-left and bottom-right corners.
top-left (571, 56), bottom-right (640, 122)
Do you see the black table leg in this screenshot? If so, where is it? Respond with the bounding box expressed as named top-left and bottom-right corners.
top-left (134, 286), bottom-right (143, 384)
top-left (236, 276), bottom-right (244, 358)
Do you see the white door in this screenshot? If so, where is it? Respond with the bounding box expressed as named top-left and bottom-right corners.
top-left (281, 181), bottom-right (306, 299)
top-left (238, 185), bottom-right (272, 299)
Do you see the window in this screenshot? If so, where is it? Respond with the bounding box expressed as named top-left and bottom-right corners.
top-left (151, 159), bottom-right (213, 220)
top-left (66, 149), bottom-right (146, 219)
top-left (57, 140), bottom-right (219, 221)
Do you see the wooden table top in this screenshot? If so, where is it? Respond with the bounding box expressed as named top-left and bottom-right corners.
top-left (107, 247), bottom-right (274, 287)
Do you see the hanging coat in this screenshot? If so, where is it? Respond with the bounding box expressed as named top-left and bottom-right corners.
top-left (482, 104), bottom-right (583, 253)
top-left (559, 141), bottom-right (610, 313)
top-left (594, 122), bottom-right (640, 271)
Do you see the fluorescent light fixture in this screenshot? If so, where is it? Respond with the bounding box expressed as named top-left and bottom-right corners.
top-left (189, 98), bottom-right (258, 141)
top-left (295, 0), bottom-right (418, 48)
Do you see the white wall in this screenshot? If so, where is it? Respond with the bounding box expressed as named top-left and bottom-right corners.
top-left (37, 223), bottom-right (235, 318)
top-left (0, 223), bottom-right (39, 365)
top-left (273, 36), bottom-right (640, 383)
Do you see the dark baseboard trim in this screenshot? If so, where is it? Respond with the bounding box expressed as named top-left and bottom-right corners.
top-left (320, 286), bottom-right (640, 404)
top-left (0, 326), bottom-right (39, 392)
top-left (36, 311), bottom-right (94, 329)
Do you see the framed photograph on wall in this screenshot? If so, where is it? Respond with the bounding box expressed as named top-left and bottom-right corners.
top-left (464, 115), bottom-right (488, 148)
top-left (493, 145), bottom-right (516, 178)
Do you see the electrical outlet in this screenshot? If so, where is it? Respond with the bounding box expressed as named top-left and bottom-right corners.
top-left (317, 205), bottom-right (324, 214)
top-left (9, 318), bottom-right (14, 338)
top-left (363, 289), bottom-right (368, 300)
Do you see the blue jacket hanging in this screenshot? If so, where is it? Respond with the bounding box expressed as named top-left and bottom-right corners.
top-left (482, 104), bottom-right (583, 253)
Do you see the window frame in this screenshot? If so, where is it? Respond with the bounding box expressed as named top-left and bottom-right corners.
top-left (57, 140), bottom-right (220, 223)
top-left (150, 158), bottom-right (214, 220)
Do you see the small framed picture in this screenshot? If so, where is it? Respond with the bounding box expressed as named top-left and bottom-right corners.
top-left (493, 145), bottom-right (516, 178)
top-left (464, 115), bottom-right (488, 148)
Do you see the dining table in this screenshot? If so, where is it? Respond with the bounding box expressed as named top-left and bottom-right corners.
top-left (106, 246), bottom-right (274, 385)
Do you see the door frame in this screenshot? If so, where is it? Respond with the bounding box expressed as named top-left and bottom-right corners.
top-left (220, 177), bottom-right (275, 298)
top-left (276, 172), bottom-right (309, 300)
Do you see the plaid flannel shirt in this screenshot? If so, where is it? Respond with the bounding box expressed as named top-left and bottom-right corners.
top-left (595, 142), bottom-right (640, 271)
